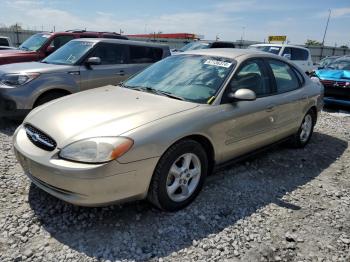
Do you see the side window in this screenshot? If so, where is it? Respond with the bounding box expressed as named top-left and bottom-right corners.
top-left (267, 59), bottom-right (300, 93)
top-left (228, 59), bottom-right (271, 97)
top-left (129, 46), bottom-right (163, 63)
top-left (0, 38), bottom-right (9, 46)
top-left (292, 67), bottom-right (305, 85)
top-left (282, 47), bottom-right (291, 59)
top-left (89, 43), bottom-right (128, 65)
top-left (49, 35), bottom-right (75, 50)
top-left (291, 48), bottom-right (309, 61)
top-left (79, 34), bottom-right (98, 38)
top-left (211, 42), bottom-right (235, 48)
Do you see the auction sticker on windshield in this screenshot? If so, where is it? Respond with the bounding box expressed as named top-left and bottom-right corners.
top-left (204, 59), bottom-right (232, 68)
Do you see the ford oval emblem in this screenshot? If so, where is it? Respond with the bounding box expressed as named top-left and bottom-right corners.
top-left (31, 133), bottom-right (40, 142)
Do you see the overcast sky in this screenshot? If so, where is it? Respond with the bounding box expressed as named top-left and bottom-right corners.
top-left (1, 0), bottom-right (350, 46)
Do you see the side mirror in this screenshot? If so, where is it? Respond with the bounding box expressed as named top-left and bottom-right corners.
top-left (228, 88), bottom-right (256, 102)
top-left (283, 54), bottom-right (291, 60)
top-left (85, 57), bottom-right (101, 67)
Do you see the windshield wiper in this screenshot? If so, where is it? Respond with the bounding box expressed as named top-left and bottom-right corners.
top-left (124, 85), bottom-right (186, 101)
top-left (19, 46), bottom-right (29, 51)
top-left (155, 90), bottom-right (186, 101)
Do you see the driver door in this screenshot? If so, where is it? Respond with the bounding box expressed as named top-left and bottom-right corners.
top-left (79, 42), bottom-right (129, 91)
top-left (213, 59), bottom-right (278, 162)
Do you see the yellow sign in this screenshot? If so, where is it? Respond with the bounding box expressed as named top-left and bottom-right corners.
top-left (268, 36), bottom-right (287, 42)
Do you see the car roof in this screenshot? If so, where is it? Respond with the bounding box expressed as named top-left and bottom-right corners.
top-left (334, 57), bottom-right (350, 62)
top-left (182, 48), bottom-right (276, 60)
top-left (71, 38), bottom-right (168, 48)
top-left (250, 43), bottom-right (309, 51)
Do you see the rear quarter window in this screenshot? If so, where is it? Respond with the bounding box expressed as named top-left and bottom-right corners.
top-left (291, 48), bottom-right (309, 61)
top-left (0, 38), bottom-right (9, 46)
top-left (129, 46), bottom-right (163, 63)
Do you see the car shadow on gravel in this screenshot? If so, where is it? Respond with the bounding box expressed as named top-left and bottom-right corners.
top-left (28, 132), bottom-right (347, 261)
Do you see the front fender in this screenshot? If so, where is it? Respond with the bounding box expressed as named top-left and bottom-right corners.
top-left (29, 73), bottom-right (80, 108)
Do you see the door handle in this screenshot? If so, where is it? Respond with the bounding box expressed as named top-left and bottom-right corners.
top-left (115, 70), bottom-right (125, 76)
top-left (265, 105), bottom-right (275, 112)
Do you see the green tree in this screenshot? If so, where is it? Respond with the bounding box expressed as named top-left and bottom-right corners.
top-left (305, 39), bottom-right (322, 46)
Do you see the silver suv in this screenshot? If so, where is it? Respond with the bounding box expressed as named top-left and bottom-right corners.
top-left (0, 39), bottom-right (170, 117)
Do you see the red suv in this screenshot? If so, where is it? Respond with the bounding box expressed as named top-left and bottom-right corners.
top-left (0, 30), bottom-right (128, 65)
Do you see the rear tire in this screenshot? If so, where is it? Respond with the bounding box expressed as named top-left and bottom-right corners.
top-left (147, 139), bottom-right (208, 211)
top-left (290, 109), bottom-right (316, 148)
top-left (34, 91), bottom-right (68, 107)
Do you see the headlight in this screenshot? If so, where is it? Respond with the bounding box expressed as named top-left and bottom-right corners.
top-left (0, 72), bottom-right (40, 87)
top-left (59, 137), bottom-right (133, 163)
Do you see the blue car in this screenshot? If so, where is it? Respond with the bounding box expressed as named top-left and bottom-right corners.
top-left (314, 57), bottom-right (350, 106)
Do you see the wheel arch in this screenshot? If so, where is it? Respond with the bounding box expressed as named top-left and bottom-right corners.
top-left (33, 88), bottom-right (72, 107)
top-left (169, 134), bottom-right (216, 175)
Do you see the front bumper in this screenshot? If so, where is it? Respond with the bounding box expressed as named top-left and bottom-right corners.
top-left (13, 125), bottom-right (159, 206)
top-left (0, 86), bottom-right (30, 117)
top-left (324, 97), bottom-right (350, 107)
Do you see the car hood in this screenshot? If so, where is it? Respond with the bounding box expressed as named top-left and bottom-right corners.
top-left (0, 49), bottom-right (33, 56)
top-left (25, 85), bottom-right (199, 147)
top-left (0, 61), bottom-right (74, 75)
top-left (315, 69), bottom-right (350, 80)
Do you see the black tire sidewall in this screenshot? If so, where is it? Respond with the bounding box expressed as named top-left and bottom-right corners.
top-left (154, 140), bottom-right (208, 211)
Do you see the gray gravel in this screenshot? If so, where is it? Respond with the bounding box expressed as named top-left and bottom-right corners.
top-left (0, 110), bottom-right (350, 262)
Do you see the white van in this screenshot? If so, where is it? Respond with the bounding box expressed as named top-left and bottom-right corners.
top-left (249, 44), bottom-right (313, 74)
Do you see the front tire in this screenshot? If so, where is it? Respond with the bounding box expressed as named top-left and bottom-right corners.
top-left (290, 109), bottom-right (316, 148)
top-left (148, 139), bottom-right (208, 211)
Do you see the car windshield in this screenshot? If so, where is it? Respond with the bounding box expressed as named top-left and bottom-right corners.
top-left (251, 45), bottom-right (281, 55)
top-left (327, 59), bottom-right (350, 70)
top-left (179, 42), bottom-right (211, 52)
top-left (124, 54), bottom-right (235, 103)
top-left (19, 33), bottom-right (51, 51)
top-left (319, 57), bottom-right (337, 68)
top-left (42, 41), bottom-right (95, 65)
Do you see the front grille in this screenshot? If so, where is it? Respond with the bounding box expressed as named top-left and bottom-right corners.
top-left (320, 80), bottom-right (348, 88)
top-left (24, 124), bottom-right (57, 151)
top-left (320, 79), bottom-right (350, 100)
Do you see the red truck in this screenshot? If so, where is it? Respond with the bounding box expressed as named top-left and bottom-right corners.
top-left (0, 30), bottom-right (128, 65)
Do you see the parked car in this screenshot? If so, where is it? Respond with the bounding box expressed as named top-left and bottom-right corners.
top-left (0, 39), bottom-right (170, 117)
top-left (171, 41), bottom-right (235, 54)
top-left (0, 36), bottom-right (13, 48)
top-left (0, 46), bottom-right (16, 50)
top-left (0, 30), bottom-right (128, 65)
top-left (13, 49), bottom-right (323, 211)
top-left (315, 56), bottom-right (340, 70)
top-left (313, 57), bottom-right (350, 106)
top-left (249, 44), bottom-right (313, 74)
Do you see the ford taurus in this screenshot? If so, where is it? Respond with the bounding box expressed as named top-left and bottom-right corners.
top-left (13, 49), bottom-right (323, 211)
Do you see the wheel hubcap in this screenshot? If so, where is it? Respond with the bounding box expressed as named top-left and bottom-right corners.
top-left (300, 114), bottom-right (312, 143)
top-left (166, 153), bottom-right (201, 202)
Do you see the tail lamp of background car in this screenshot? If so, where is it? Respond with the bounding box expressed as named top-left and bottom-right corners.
top-left (59, 137), bottom-right (134, 163)
top-left (0, 73), bottom-right (40, 87)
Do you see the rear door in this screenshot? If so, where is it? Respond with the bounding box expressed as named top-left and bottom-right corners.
top-left (265, 58), bottom-right (307, 137)
top-left (126, 45), bottom-right (164, 77)
top-left (79, 42), bottom-right (129, 90)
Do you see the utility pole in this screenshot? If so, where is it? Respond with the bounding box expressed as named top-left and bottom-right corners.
top-left (240, 26), bottom-right (245, 48)
top-left (320, 9), bottom-right (331, 59)
top-left (15, 23), bottom-right (20, 46)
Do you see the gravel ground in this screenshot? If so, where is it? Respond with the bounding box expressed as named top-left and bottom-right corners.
top-left (0, 110), bottom-right (349, 262)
